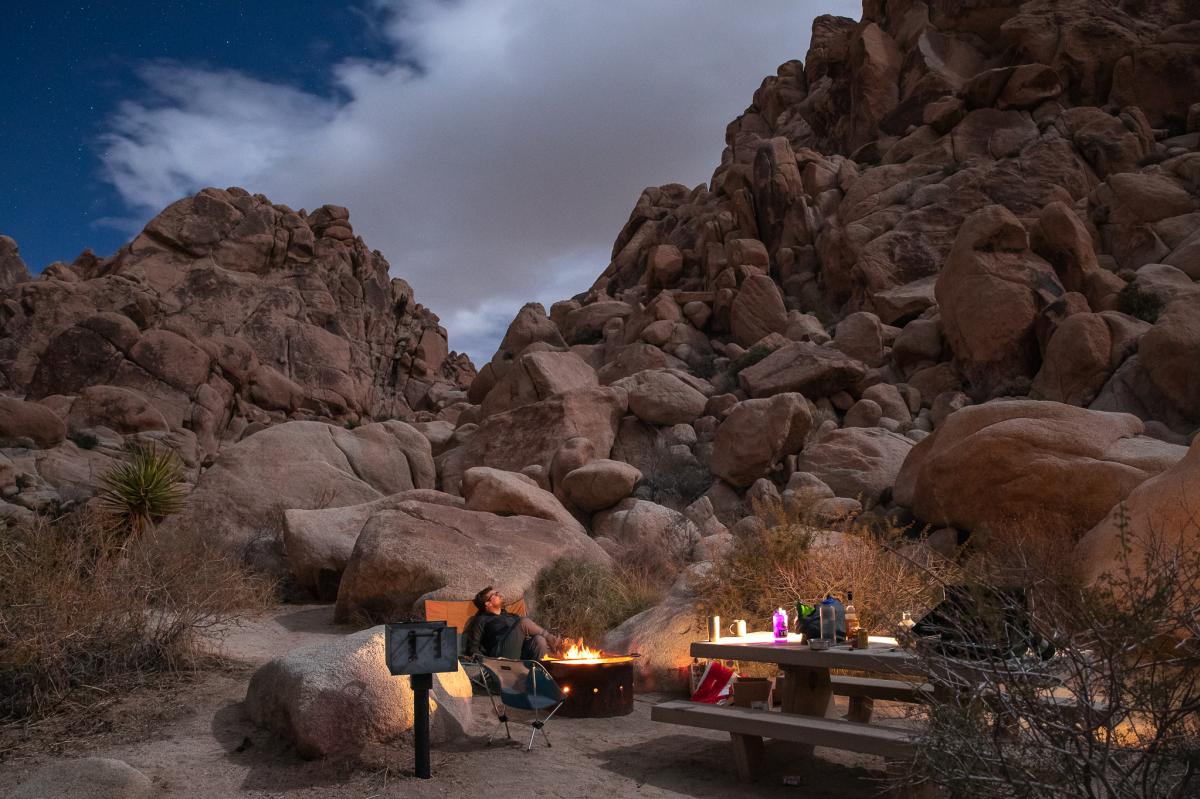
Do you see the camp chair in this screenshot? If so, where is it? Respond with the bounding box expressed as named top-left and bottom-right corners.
top-left (474, 655), bottom-right (566, 751)
top-left (423, 597), bottom-right (528, 690)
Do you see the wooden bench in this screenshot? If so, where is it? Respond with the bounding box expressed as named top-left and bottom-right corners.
top-left (831, 675), bottom-right (934, 722)
top-left (652, 699), bottom-right (918, 782)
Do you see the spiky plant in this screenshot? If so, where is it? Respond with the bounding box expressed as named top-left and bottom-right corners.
top-left (97, 442), bottom-right (186, 537)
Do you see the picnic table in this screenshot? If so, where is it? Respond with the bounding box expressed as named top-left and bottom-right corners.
top-left (651, 632), bottom-right (933, 790)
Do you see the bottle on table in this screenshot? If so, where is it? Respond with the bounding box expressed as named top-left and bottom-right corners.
top-left (844, 590), bottom-right (859, 646)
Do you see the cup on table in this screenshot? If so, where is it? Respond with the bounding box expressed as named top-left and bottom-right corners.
top-left (727, 619), bottom-right (747, 637)
top-left (708, 615), bottom-right (721, 642)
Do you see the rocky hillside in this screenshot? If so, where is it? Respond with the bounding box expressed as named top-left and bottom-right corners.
top-left (458, 0), bottom-right (1200, 534)
top-left (0, 188), bottom-right (473, 518)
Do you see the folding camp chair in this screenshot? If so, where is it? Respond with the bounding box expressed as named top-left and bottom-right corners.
top-left (473, 656), bottom-right (566, 751)
top-left (423, 597), bottom-right (527, 691)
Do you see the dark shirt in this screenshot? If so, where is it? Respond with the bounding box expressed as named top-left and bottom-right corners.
top-left (464, 610), bottom-right (520, 657)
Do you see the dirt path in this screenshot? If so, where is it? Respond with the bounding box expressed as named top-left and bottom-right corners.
top-left (0, 604), bottom-right (893, 798)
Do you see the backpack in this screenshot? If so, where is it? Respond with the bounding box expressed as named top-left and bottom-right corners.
top-left (797, 597), bottom-right (847, 642)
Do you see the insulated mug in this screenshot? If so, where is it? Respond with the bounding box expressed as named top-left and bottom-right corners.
top-left (708, 615), bottom-right (721, 642)
top-left (727, 619), bottom-right (748, 637)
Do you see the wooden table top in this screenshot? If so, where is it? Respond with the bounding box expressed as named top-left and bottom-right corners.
top-left (690, 633), bottom-right (926, 677)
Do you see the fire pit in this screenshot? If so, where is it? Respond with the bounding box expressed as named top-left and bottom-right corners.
top-left (543, 641), bottom-right (635, 718)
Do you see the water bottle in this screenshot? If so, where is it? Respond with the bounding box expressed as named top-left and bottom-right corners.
top-left (818, 595), bottom-right (838, 644)
top-left (772, 607), bottom-right (789, 642)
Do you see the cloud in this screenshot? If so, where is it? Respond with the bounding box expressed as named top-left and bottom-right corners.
top-left (98, 0), bottom-right (858, 364)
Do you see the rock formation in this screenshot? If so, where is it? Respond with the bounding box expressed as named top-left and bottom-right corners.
top-left (0, 188), bottom-right (473, 516)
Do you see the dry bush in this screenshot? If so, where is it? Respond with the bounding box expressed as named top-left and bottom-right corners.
top-left (534, 557), bottom-right (665, 643)
top-left (636, 441), bottom-right (713, 511)
top-left (699, 496), bottom-right (956, 634)
top-left (906, 510), bottom-right (1200, 799)
top-left (0, 511), bottom-right (273, 721)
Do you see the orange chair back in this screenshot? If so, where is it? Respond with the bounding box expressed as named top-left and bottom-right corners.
top-left (424, 597), bottom-right (527, 633)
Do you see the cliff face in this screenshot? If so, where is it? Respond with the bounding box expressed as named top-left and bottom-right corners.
top-left (0, 187), bottom-right (473, 487)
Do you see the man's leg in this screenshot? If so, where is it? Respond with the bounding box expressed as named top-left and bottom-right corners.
top-left (518, 617), bottom-right (561, 651)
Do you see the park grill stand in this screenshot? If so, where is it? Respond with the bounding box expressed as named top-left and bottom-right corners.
top-left (384, 621), bottom-right (458, 779)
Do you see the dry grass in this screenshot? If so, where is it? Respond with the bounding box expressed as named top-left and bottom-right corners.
top-left (699, 497), bottom-right (957, 634)
top-left (0, 510), bottom-right (273, 721)
top-left (534, 557), bottom-right (666, 643)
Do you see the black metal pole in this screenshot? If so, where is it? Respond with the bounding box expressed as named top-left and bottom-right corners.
top-left (412, 672), bottom-right (433, 779)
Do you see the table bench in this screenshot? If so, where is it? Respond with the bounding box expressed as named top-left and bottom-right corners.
top-left (831, 675), bottom-right (933, 722)
top-left (652, 699), bottom-right (918, 780)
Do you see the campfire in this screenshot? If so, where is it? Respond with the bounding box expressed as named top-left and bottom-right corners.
top-left (542, 639), bottom-right (636, 717)
top-left (546, 639), bottom-right (635, 665)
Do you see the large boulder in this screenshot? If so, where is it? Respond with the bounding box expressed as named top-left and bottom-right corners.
top-left (334, 500), bottom-right (611, 623)
top-left (592, 498), bottom-right (701, 558)
top-left (8, 758), bottom-right (152, 799)
top-left (479, 349), bottom-right (596, 417)
top-left (1031, 312), bottom-right (1147, 406)
top-left (0, 396), bottom-right (66, 449)
top-left (936, 206), bottom-right (1065, 398)
top-left (244, 627), bottom-right (472, 759)
top-left (1076, 436), bottom-right (1200, 585)
top-left (282, 490), bottom-right (464, 598)
top-left (158, 420), bottom-right (434, 572)
top-left (461, 466), bottom-right (581, 530)
top-left (602, 565), bottom-right (708, 692)
top-left (1139, 298), bottom-right (1200, 426)
top-left (795, 427), bottom-right (914, 504)
top-left (730, 274), bottom-right (789, 346)
top-left (65, 385), bottom-right (170, 434)
top-left (895, 401), bottom-right (1186, 539)
top-left (612, 369), bottom-right (708, 426)
top-left (709, 393), bottom-right (812, 488)
top-left (737, 342), bottom-right (867, 399)
top-left (457, 387), bottom-right (626, 487)
top-left (559, 459), bottom-right (643, 513)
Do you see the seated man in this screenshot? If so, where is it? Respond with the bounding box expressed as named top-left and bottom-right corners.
top-left (463, 585), bottom-right (562, 660)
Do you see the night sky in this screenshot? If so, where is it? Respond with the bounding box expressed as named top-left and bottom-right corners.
top-left (1, 1), bottom-right (391, 272)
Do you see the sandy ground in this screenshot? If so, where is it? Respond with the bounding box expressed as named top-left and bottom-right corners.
top-left (0, 604), bottom-right (901, 798)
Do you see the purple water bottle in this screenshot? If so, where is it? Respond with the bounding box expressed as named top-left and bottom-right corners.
top-left (772, 607), bottom-right (789, 642)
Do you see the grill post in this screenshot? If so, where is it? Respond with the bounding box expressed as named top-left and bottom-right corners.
top-left (383, 621), bottom-right (458, 780)
top-left (412, 672), bottom-right (433, 779)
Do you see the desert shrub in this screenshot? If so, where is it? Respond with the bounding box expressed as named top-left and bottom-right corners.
top-left (68, 430), bottom-right (98, 450)
top-left (727, 344), bottom-right (777, 379)
top-left (905, 512), bottom-right (1200, 799)
top-left (1118, 283), bottom-right (1165, 324)
top-left (97, 442), bottom-right (186, 536)
top-left (0, 511), bottom-right (273, 720)
top-left (534, 557), bottom-right (664, 642)
top-left (699, 497), bottom-right (955, 633)
top-left (636, 441), bottom-right (713, 510)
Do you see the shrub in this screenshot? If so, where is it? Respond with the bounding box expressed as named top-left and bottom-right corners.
top-left (698, 497), bottom-right (955, 634)
top-left (0, 511), bottom-right (273, 720)
top-left (727, 344), bottom-right (777, 379)
top-left (636, 441), bottom-right (713, 511)
top-left (534, 557), bottom-right (664, 643)
top-left (97, 442), bottom-right (186, 537)
top-left (1118, 283), bottom-right (1165, 324)
top-left (904, 512), bottom-right (1200, 799)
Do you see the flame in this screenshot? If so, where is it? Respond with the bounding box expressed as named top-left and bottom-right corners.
top-left (545, 638), bottom-right (606, 661)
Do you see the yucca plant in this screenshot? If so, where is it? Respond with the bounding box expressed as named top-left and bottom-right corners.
top-left (97, 442), bottom-right (186, 538)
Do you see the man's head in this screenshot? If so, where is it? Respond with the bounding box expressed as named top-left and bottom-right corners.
top-left (473, 585), bottom-right (504, 613)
